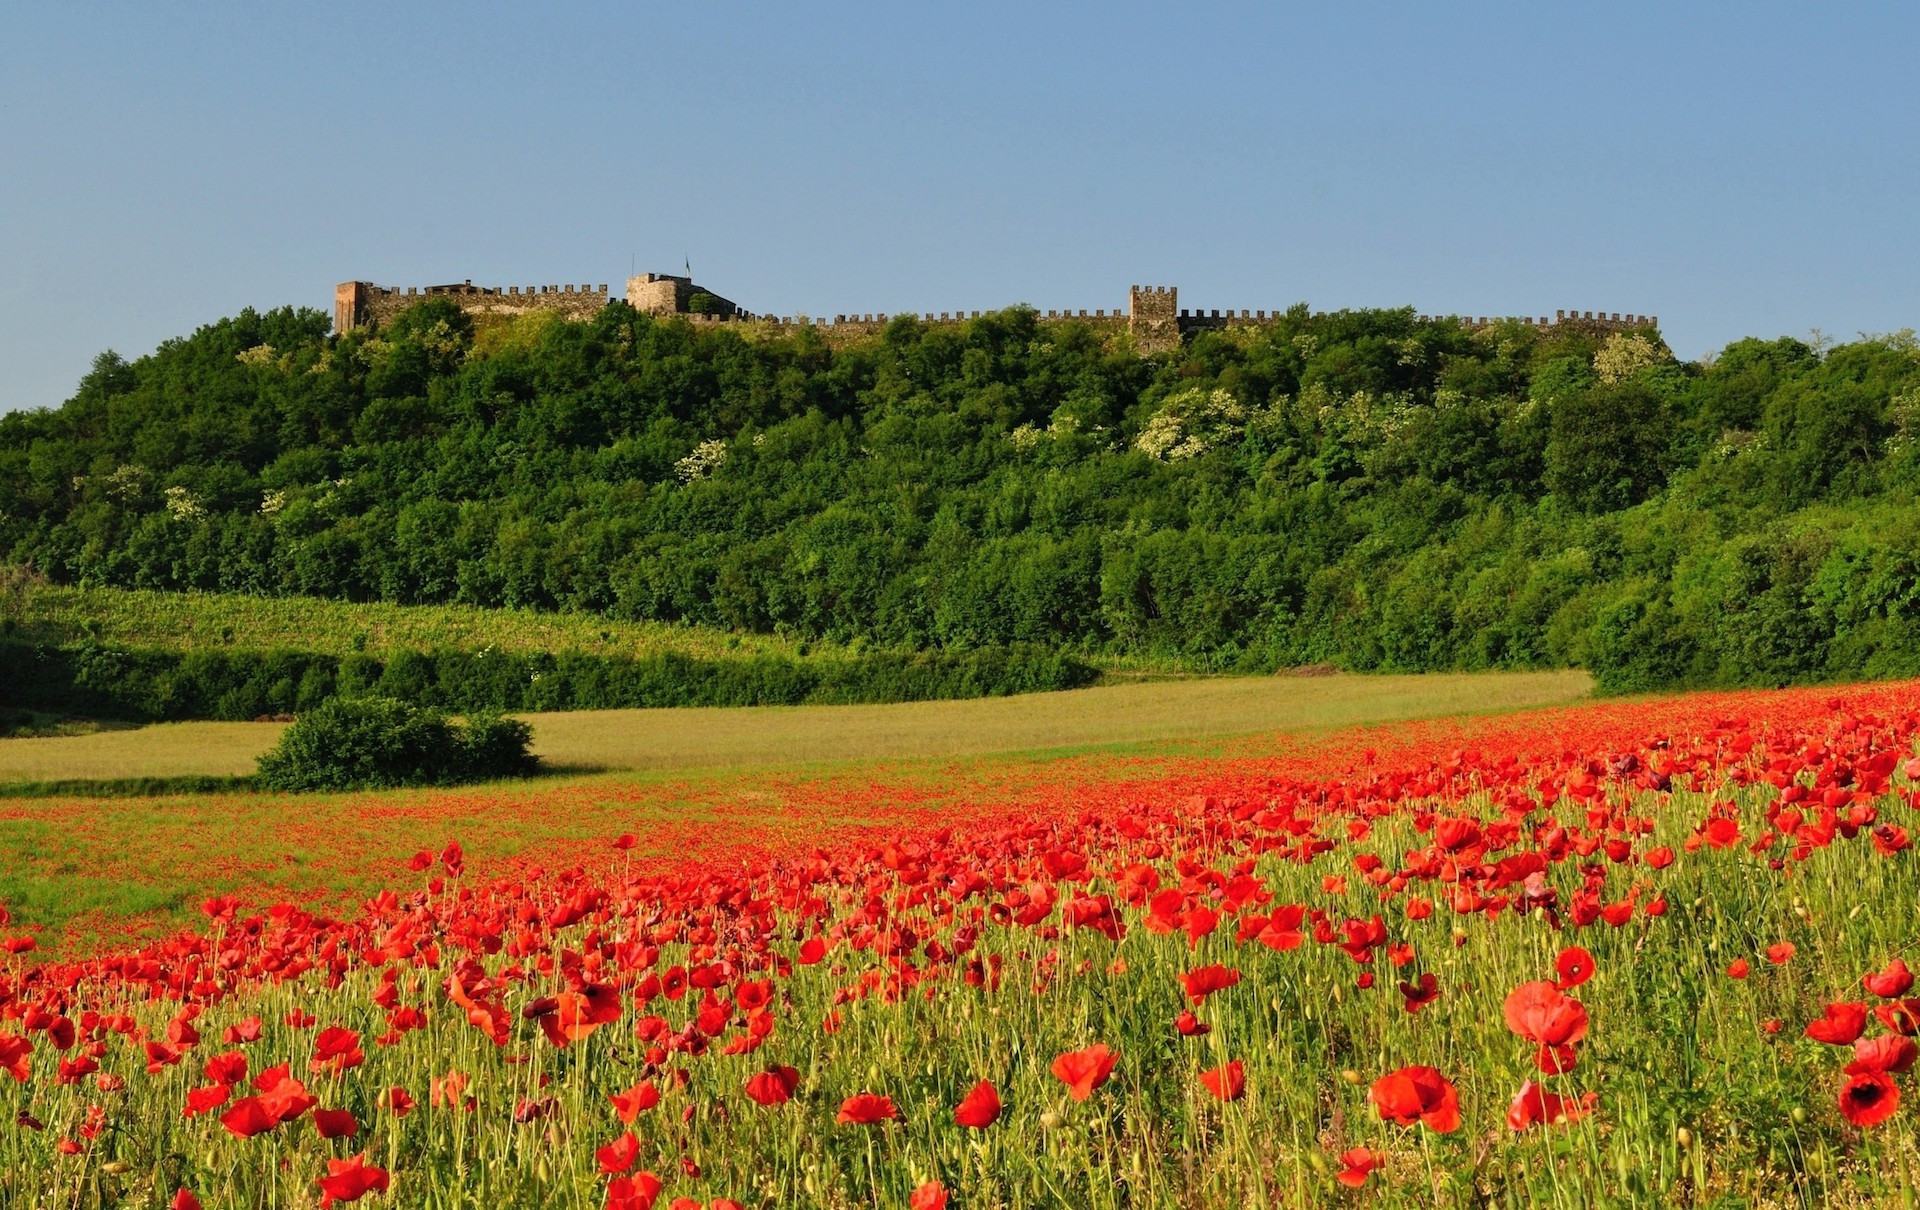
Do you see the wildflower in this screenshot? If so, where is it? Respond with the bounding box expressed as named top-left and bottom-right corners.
top-left (1178, 965), bottom-right (1241, 1005)
top-left (1847, 1036), bottom-right (1918, 1075)
top-left (835, 1093), bottom-right (898, 1124)
top-left (314, 1108), bottom-right (358, 1139)
top-left (1370, 1065), bottom-right (1461, 1133)
top-left (1725, 959), bottom-right (1750, 979)
top-left (1839, 1071), bottom-right (1900, 1127)
top-left (219, 1097), bottom-right (277, 1139)
top-left (1555, 946), bottom-right (1595, 989)
top-left (315, 1154), bottom-right (389, 1207)
top-left (605, 1173), bottom-right (664, 1210)
top-left (1805, 1002), bottom-right (1869, 1046)
top-left (611, 1082), bottom-right (662, 1121)
top-left (1398, 973), bottom-right (1441, 1014)
top-left (744, 1067), bottom-right (799, 1107)
top-left (1766, 942), bottom-right (1796, 965)
top-left (1865, 959), bottom-right (1915, 999)
top-left (597, 1132), bottom-right (641, 1174)
top-left (1050, 1044), bottom-right (1119, 1101)
top-left (952, 1079), bottom-right (1001, 1128)
top-left (910, 1182), bottom-right (949, 1210)
top-left (1200, 1060), bottom-right (1245, 1102)
top-left (1507, 1079), bottom-right (1598, 1129)
top-left (1336, 1146), bottom-right (1382, 1187)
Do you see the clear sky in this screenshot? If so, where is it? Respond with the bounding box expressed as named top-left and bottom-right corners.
top-left (3, 3), bottom-right (1916, 412)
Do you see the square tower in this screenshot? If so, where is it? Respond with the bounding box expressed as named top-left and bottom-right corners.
top-left (1129, 285), bottom-right (1180, 354)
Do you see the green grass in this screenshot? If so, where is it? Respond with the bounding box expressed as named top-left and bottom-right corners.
top-left (0, 668), bottom-right (1593, 783)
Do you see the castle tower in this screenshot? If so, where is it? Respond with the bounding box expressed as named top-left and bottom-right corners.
top-left (1129, 285), bottom-right (1180, 354)
top-left (334, 282), bottom-right (370, 334)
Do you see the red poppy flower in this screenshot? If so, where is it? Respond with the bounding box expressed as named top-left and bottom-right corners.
top-left (223, 1017), bottom-right (263, 1045)
top-left (910, 1181), bottom-right (948, 1210)
top-left (1847, 1035), bottom-right (1919, 1076)
top-left (597, 1131), bottom-right (642, 1174)
top-left (1369, 1065), bottom-right (1461, 1133)
top-left (798, 937), bottom-right (828, 965)
top-left (314, 1108), bottom-right (358, 1139)
top-left (605, 1172), bottom-right (664, 1210)
top-left (183, 1084), bottom-right (232, 1118)
top-left (953, 1079), bottom-right (1001, 1128)
top-left (1050, 1044), bottom-right (1119, 1101)
top-left (1805, 1002), bottom-right (1869, 1046)
top-left (384, 1087), bottom-right (415, 1117)
top-left (1503, 981), bottom-right (1590, 1048)
top-left (315, 1153), bottom-right (389, 1207)
top-left (744, 1066), bottom-right (800, 1107)
top-left (204, 1051), bottom-right (248, 1087)
top-left (1865, 959), bottom-right (1915, 999)
top-left (1175, 1009), bottom-right (1211, 1036)
top-left (1839, 1071), bottom-right (1900, 1127)
top-left (258, 1072), bottom-right (317, 1123)
top-left (611, 1082), bottom-right (662, 1122)
top-left (1179, 965), bottom-right (1240, 1005)
top-left (1878, 1000), bottom-right (1920, 1036)
top-left (1507, 1079), bottom-right (1598, 1129)
top-left (835, 1092), bottom-right (899, 1125)
top-left (311, 1027), bottom-right (365, 1074)
top-left (407, 851), bottom-right (433, 871)
top-left (1555, 947), bottom-right (1595, 989)
top-left (0, 1034), bottom-right (28, 1083)
top-left (1643, 846), bottom-right (1675, 869)
top-left (1726, 959), bottom-right (1750, 979)
top-left (1200, 1060), bottom-right (1245, 1102)
top-left (171, 1191), bottom-right (202, 1210)
top-left (1766, 942), bottom-right (1796, 965)
top-left (1336, 1147), bottom-right (1382, 1188)
top-left (219, 1096), bottom-right (277, 1140)
top-left (1399, 973), bottom-right (1441, 1014)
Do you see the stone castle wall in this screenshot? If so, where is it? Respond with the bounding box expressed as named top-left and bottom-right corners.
top-left (335, 281), bottom-right (608, 333)
top-left (336, 277), bottom-right (1658, 350)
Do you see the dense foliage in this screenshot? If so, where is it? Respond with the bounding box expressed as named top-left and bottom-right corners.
top-left (4, 299), bottom-right (1918, 691)
top-left (253, 695), bottom-right (536, 790)
top-left (0, 637), bottom-right (1094, 722)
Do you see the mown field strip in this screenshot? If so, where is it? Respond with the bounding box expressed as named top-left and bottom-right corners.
top-left (0, 669), bottom-right (1592, 782)
top-left (526, 668), bottom-right (1593, 769)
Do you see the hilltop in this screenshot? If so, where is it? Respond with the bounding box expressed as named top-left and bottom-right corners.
top-left (2, 297), bottom-right (1918, 701)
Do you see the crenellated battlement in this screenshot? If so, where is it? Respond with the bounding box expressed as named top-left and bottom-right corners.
top-left (334, 274), bottom-right (1659, 352)
top-left (334, 280), bottom-right (609, 332)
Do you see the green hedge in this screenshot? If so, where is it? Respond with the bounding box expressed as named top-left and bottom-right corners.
top-left (0, 639), bottom-right (1099, 722)
top-left (256, 697), bottom-right (537, 791)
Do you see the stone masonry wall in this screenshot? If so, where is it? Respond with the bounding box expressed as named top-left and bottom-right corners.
top-left (334, 277), bottom-right (1658, 352)
top-left (335, 281), bottom-right (610, 333)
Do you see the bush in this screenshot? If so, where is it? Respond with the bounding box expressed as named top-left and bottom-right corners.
top-left (255, 696), bottom-right (537, 791)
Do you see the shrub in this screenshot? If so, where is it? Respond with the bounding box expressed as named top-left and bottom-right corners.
top-left (255, 696), bottom-right (537, 791)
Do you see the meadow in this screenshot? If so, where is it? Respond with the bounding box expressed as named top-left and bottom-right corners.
top-left (0, 678), bottom-right (1914, 1207)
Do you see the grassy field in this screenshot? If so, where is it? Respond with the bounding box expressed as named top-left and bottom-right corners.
top-left (0, 668), bottom-right (1591, 782)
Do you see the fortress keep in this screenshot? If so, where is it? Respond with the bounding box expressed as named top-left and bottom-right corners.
top-left (333, 274), bottom-right (1656, 352)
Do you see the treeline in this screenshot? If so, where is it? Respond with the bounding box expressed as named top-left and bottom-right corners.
top-left (0, 639), bottom-right (1094, 721)
top-left (3, 297), bottom-right (1918, 693)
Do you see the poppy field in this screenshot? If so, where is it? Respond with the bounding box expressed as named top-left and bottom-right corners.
top-left (2, 682), bottom-right (1918, 1208)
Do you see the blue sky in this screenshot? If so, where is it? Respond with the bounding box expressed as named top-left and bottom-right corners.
top-left (2, 3), bottom-right (1915, 412)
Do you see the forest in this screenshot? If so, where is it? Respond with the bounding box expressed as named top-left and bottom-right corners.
top-left (3, 297), bottom-right (1917, 693)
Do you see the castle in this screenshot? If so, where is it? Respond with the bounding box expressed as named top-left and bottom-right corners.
top-left (334, 275), bottom-right (1656, 355)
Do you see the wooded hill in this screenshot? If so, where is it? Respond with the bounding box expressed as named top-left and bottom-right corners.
top-left (3, 298), bottom-right (1917, 694)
